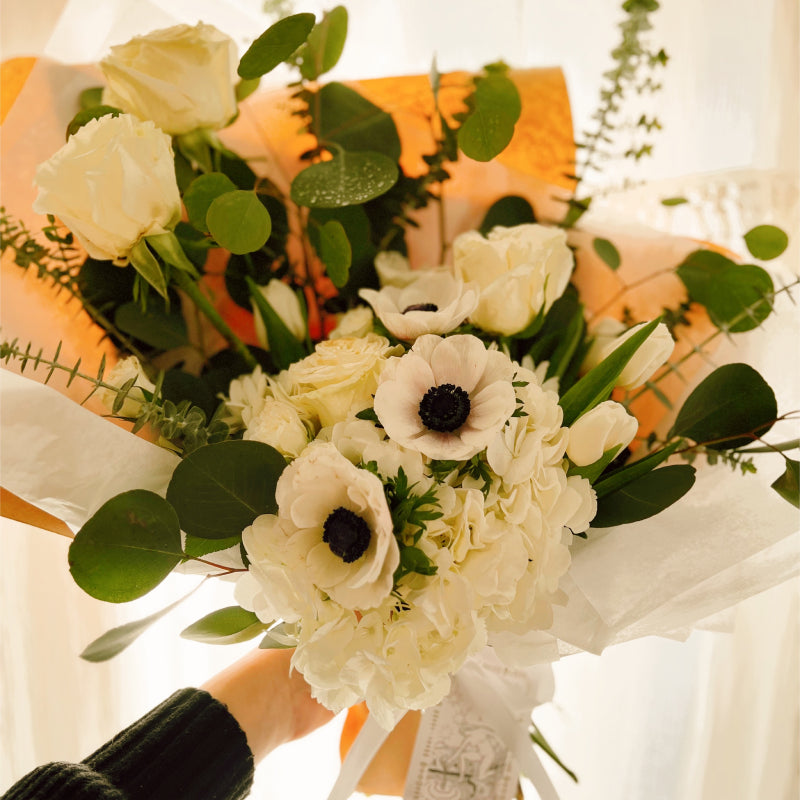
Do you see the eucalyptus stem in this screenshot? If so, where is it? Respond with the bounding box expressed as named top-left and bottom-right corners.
top-left (171, 269), bottom-right (256, 369)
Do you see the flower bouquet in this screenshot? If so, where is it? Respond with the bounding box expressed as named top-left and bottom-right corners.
top-left (1, 3), bottom-right (798, 798)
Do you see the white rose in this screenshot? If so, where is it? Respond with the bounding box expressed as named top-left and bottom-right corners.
top-left (359, 271), bottom-right (478, 341)
top-left (251, 280), bottom-right (307, 350)
top-left (453, 224), bottom-right (573, 336)
top-left (243, 397), bottom-right (312, 459)
top-left (329, 306), bottom-right (374, 339)
top-left (566, 400), bottom-right (638, 467)
top-left (101, 23), bottom-right (238, 135)
top-left (594, 321), bottom-right (675, 390)
top-left (96, 356), bottom-right (155, 417)
top-left (33, 114), bottom-right (181, 262)
top-left (279, 334), bottom-right (402, 427)
top-left (265, 442), bottom-right (399, 610)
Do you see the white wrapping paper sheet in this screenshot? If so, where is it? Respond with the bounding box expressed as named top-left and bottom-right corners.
top-left (1, 371), bottom-right (179, 532)
top-left (2, 55), bottom-right (798, 668)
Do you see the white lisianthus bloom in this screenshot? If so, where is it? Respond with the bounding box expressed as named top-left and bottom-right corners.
top-left (251, 279), bottom-right (307, 350)
top-left (243, 442), bottom-right (399, 611)
top-left (453, 224), bottom-right (573, 336)
top-left (279, 334), bottom-right (402, 428)
top-left (374, 334), bottom-right (516, 461)
top-left (101, 23), bottom-right (238, 135)
top-left (582, 317), bottom-right (626, 372)
top-left (566, 400), bottom-right (638, 467)
top-left (588, 321), bottom-right (675, 390)
top-left (224, 366), bottom-right (275, 430)
top-left (96, 356), bottom-right (155, 417)
top-left (33, 114), bottom-right (181, 262)
top-left (359, 272), bottom-right (479, 341)
top-left (243, 397), bottom-right (312, 459)
top-left (374, 251), bottom-right (451, 288)
top-left (329, 306), bottom-right (374, 339)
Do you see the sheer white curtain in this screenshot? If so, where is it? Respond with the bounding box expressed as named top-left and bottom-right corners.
top-left (1, 1), bottom-right (798, 798)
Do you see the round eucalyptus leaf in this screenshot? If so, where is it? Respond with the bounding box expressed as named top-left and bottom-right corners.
top-left (592, 465), bottom-right (696, 528)
top-left (676, 249), bottom-right (774, 333)
top-left (298, 6), bottom-right (348, 80)
top-left (670, 363), bottom-right (777, 449)
top-left (66, 106), bottom-right (121, 140)
top-left (592, 237), bottom-right (621, 270)
top-left (291, 151), bottom-right (398, 208)
top-left (310, 219), bottom-right (352, 286)
top-left (207, 190), bottom-right (272, 254)
top-left (166, 440), bottom-right (287, 539)
top-left (183, 173), bottom-right (237, 233)
top-left (69, 490), bottom-right (183, 603)
top-left (238, 13), bottom-right (316, 79)
top-left (743, 225), bottom-right (789, 261)
top-left (479, 195), bottom-right (536, 235)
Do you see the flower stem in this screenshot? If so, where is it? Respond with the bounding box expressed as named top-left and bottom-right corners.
top-left (171, 270), bottom-right (257, 369)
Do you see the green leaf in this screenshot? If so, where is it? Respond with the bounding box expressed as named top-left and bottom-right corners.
top-left (290, 151), bottom-right (398, 208)
top-left (670, 363), bottom-right (778, 449)
top-left (592, 465), bottom-right (696, 527)
top-left (594, 441), bottom-right (681, 499)
top-left (235, 77), bottom-right (261, 102)
top-left (479, 195), bottom-right (536, 235)
top-left (81, 586), bottom-right (198, 662)
top-left (314, 82), bottom-right (401, 160)
top-left (181, 606), bottom-right (268, 644)
top-left (184, 173), bottom-right (237, 234)
top-left (530, 723), bottom-right (578, 784)
top-left (568, 444), bottom-right (623, 484)
top-left (238, 13), bottom-right (316, 79)
top-left (743, 225), bottom-right (789, 261)
top-left (458, 108), bottom-right (516, 163)
top-left (68, 490), bottom-right (183, 603)
top-left (661, 196), bottom-right (688, 206)
top-left (206, 190), bottom-right (272, 255)
top-left (309, 219), bottom-right (352, 286)
top-left (66, 106), bottom-right (121, 140)
top-left (771, 459), bottom-right (799, 508)
top-left (246, 275), bottom-right (307, 370)
top-left (559, 319), bottom-right (660, 427)
top-left (166, 440), bottom-right (286, 539)
top-left (183, 533), bottom-right (243, 558)
top-left (593, 237), bottom-right (621, 270)
top-left (258, 623), bottom-right (296, 649)
top-left (161, 370), bottom-right (218, 419)
top-left (114, 302), bottom-right (188, 349)
top-left (129, 239), bottom-right (168, 300)
top-left (79, 87), bottom-right (105, 110)
top-left (676, 249), bottom-right (774, 333)
top-left (147, 231), bottom-right (199, 276)
top-left (298, 6), bottom-right (348, 80)
top-left (458, 72), bottom-right (521, 162)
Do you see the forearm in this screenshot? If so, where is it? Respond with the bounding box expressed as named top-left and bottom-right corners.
top-left (201, 648), bottom-right (334, 763)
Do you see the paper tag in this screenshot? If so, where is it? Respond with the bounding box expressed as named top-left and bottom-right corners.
top-left (404, 678), bottom-right (519, 800)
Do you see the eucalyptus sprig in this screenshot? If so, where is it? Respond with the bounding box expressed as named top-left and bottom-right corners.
top-left (0, 338), bottom-right (228, 454)
top-left (563, 0), bottom-right (667, 226)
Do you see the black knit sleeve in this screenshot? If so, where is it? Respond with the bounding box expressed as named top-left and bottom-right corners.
top-left (1, 689), bottom-right (254, 800)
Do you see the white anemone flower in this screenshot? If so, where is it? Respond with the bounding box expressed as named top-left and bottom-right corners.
top-left (374, 334), bottom-right (517, 461)
top-left (244, 442), bottom-right (399, 610)
top-left (359, 272), bottom-right (479, 341)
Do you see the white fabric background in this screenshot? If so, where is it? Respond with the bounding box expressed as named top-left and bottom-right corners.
top-left (1, 1), bottom-right (798, 798)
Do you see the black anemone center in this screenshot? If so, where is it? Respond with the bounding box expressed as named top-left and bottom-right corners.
top-left (402, 303), bottom-right (439, 313)
top-left (322, 507), bottom-right (371, 563)
top-left (418, 383), bottom-right (471, 432)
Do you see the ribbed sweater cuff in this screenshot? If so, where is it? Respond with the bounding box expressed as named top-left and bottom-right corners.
top-left (2, 762), bottom-right (126, 800)
top-left (84, 688), bottom-right (254, 800)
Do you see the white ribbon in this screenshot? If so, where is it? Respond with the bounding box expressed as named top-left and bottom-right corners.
top-left (327, 652), bottom-right (561, 800)
top-left (326, 712), bottom-right (395, 800)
